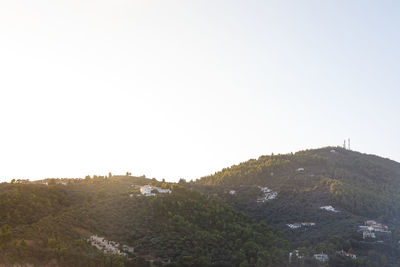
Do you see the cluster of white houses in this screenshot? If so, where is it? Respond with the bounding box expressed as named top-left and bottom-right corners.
top-left (287, 222), bottom-right (316, 229)
top-left (256, 186), bottom-right (278, 203)
top-left (358, 220), bottom-right (391, 239)
top-left (134, 185), bottom-right (172, 197)
top-left (290, 250), bottom-right (357, 263)
top-left (337, 250), bottom-right (357, 259)
top-left (87, 235), bottom-right (134, 257)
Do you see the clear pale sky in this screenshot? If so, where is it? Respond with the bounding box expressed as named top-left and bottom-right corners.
top-left (0, 1), bottom-right (399, 182)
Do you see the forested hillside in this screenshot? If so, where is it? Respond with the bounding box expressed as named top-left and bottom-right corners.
top-left (2, 147), bottom-right (400, 266)
top-left (193, 147), bottom-right (400, 266)
top-left (0, 176), bottom-right (287, 267)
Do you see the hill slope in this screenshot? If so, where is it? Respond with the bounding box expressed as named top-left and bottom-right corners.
top-left (193, 147), bottom-right (400, 266)
top-left (0, 176), bottom-right (288, 267)
top-left (2, 147), bottom-right (400, 266)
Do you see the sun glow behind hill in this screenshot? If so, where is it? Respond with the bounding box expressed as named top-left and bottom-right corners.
top-left (0, 1), bottom-right (400, 182)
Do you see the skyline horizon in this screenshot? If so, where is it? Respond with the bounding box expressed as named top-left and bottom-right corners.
top-left (2, 143), bottom-right (395, 183)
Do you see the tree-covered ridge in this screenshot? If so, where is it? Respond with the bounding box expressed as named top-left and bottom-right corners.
top-left (192, 147), bottom-right (400, 266)
top-left (0, 176), bottom-right (288, 267)
top-left (196, 147), bottom-right (400, 219)
top-left (198, 147), bottom-right (400, 187)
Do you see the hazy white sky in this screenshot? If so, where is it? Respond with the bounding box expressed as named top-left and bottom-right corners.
top-left (1, 1), bottom-right (399, 182)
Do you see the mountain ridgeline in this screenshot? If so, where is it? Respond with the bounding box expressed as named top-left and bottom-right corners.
top-left (1, 147), bottom-right (400, 266)
top-left (193, 147), bottom-right (400, 266)
top-left (197, 147), bottom-right (400, 220)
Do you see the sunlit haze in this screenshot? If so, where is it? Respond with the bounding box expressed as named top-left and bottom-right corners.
top-left (1, 1), bottom-right (399, 182)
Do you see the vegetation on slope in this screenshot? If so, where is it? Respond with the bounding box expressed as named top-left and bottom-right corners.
top-left (0, 176), bottom-right (288, 267)
top-left (193, 147), bottom-right (400, 266)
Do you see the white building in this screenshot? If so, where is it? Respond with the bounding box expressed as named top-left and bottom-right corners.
top-left (122, 245), bottom-right (134, 254)
top-left (229, 190), bottom-right (236, 195)
top-left (363, 231), bottom-right (376, 239)
top-left (301, 222), bottom-right (316, 226)
top-left (287, 222), bottom-right (315, 229)
top-left (257, 186), bottom-right (278, 202)
top-left (320, 205), bottom-right (339, 213)
top-left (287, 223), bottom-right (302, 229)
top-left (289, 250), bottom-right (303, 262)
top-left (140, 185), bottom-right (156, 196)
top-left (140, 185), bottom-right (171, 196)
top-left (314, 253), bottom-right (329, 262)
top-left (360, 220), bottom-right (391, 234)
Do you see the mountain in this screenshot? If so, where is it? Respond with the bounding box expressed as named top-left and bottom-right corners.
top-left (192, 147), bottom-right (400, 266)
top-left (0, 176), bottom-right (287, 267)
top-left (1, 147), bottom-right (400, 267)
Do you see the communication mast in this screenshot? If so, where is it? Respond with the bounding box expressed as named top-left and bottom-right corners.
top-left (348, 138), bottom-right (351, 150)
top-left (343, 140), bottom-right (346, 149)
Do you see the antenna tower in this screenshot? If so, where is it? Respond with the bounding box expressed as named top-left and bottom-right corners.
top-left (348, 138), bottom-right (351, 150)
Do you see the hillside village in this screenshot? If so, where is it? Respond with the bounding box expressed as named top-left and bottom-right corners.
top-left (290, 249), bottom-right (357, 263)
top-left (358, 220), bottom-right (391, 239)
top-left (256, 186), bottom-right (278, 203)
top-left (112, 160), bottom-right (394, 265)
top-left (87, 235), bottom-right (134, 257)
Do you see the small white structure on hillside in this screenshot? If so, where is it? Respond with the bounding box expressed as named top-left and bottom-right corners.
top-left (289, 250), bottom-right (304, 262)
top-left (296, 168), bottom-right (305, 172)
top-left (337, 250), bottom-right (357, 259)
top-left (123, 245), bottom-right (134, 253)
top-left (364, 220), bottom-right (390, 233)
top-left (87, 235), bottom-right (133, 257)
top-left (359, 220), bottom-right (390, 239)
top-left (314, 253), bottom-right (329, 262)
top-left (229, 190), bottom-right (236, 195)
top-left (358, 225), bottom-right (373, 231)
top-left (140, 185), bottom-right (171, 196)
top-left (256, 186), bottom-right (278, 202)
top-left (320, 205), bottom-right (339, 213)
top-left (363, 231), bottom-right (376, 239)
top-left (287, 223), bottom-right (302, 229)
top-left (287, 222), bottom-right (316, 229)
